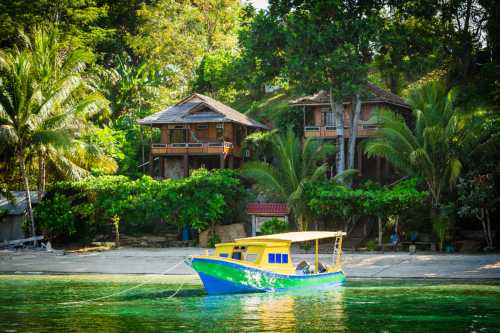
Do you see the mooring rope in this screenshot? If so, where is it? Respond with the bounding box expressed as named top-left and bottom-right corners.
top-left (59, 259), bottom-right (187, 305)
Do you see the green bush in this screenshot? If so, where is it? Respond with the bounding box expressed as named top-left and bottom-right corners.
top-left (207, 234), bottom-right (221, 248)
top-left (366, 239), bottom-right (378, 251)
top-left (34, 193), bottom-right (76, 242)
top-left (260, 217), bottom-right (289, 235)
top-left (34, 169), bottom-right (247, 242)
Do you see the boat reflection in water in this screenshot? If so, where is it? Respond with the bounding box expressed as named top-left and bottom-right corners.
top-left (200, 288), bottom-right (346, 332)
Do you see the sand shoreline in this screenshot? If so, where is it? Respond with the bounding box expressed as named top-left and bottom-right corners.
top-left (1, 247), bottom-right (499, 279)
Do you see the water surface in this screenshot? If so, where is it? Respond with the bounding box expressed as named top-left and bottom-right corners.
top-left (0, 275), bottom-right (499, 332)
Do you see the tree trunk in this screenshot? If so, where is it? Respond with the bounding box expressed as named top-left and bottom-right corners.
top-left (18, 148), bottom-right (37, 247)
top-left (378, 217), bottom-right (382, 246)
top-left (347, 93), bottom-right (361, 187)
top-left (37, 150), bottom-right (46, 201)
top-left (296, 214), bottom-right (306, 231)
top-left (140, 127), bottom-right (145, 174)
top-left (485, 209), bottom-right (493, 249)
top-left (330, 88), bottom-right (345, 176)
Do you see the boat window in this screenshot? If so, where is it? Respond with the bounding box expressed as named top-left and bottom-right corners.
top-left (268, 253), bottom-right (289, 264)
top-left (268, 253), bottom-right (275, 263)
top-left (232, 252), bottom-right (242, 260)
top-left (219, 253), bottom-right (228, 258)
top-left (245, 253), bottom-right (258, 262)
top-left (275, 253), bottom-right (282, 264)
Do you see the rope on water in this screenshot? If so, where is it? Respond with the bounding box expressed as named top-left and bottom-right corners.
top-left (59, 259), bottom-right (187, 305)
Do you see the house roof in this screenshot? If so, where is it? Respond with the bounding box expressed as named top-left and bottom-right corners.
top-left (138, 93), bottom-right (268, 129)
top-left (236, 231), bottom-right (346, 243)
top-left (289, 83), bottom-right (411, 109)
top-left (0, 192), bottom-right (40, 216)
top-left (246, 203), bottom-right (289, 216)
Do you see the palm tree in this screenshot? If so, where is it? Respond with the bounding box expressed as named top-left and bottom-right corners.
top-left (241, 128), bottom-right (333, 231)
top-left (364, 81), bottom-right (463, 213)
top-left (25, 26), bottom-right (115, 198)
top-left (0, 49), bottom-right (44, 243)
top-left (0, 41), bottom-right (113, 245)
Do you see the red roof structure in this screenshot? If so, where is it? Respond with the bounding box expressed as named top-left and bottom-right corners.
top-left (246, 203), bottom-right (289, 216)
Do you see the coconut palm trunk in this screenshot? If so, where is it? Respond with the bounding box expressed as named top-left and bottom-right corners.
top-left (17, 147), bottom-right (37, 246)
top-left (37, 150), bottom-right (46, 200)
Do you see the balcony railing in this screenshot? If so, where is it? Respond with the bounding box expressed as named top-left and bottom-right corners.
top-left (304, 125), bottom-right (378, 138)
top-left (151, 141), bottom-right (234, 155)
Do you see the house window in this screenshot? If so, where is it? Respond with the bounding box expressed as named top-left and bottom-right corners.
top-left (216, 124), bottom-right (224, 141)
top-left (195, 124), bottom-right (209, 140)
top-left (305, 108), bottom-right (315, 126)
top-left (170, 129), bottom-right (186, 143)
top-left (322, 111), bottom-right (335, 126)
top-left (235, 125), bottom-right (245, 145)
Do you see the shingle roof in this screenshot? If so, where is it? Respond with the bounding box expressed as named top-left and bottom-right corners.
top-left (289, 83), bottom-right (410, 109)
top-left (139, 93), bottom-right (268, 129)
top-left (0, 192), bottom-right (40, 216)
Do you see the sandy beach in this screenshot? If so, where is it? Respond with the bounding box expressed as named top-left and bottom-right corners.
top-left (1, 247), bottom-right (499, 279)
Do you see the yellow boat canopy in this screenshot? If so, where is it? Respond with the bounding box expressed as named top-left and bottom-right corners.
top-left (236, 231), bottom-right (346, 243)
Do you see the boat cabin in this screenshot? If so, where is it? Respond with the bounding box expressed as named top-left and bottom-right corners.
top-left (213, 231), bottom-right (345, 275)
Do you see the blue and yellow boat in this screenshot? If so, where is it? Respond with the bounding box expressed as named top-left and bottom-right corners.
top-left (186, 231), bottom-right (346, 294)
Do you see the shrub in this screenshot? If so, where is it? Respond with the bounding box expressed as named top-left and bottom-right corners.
top-left (366, 239), bottom-right (378, 251)
top-left (34, 193), bottom-right (76, 242)
top-left (35, 169), bottom-right (248, 242)
top-left (260, 217), bottom-right (289, 235)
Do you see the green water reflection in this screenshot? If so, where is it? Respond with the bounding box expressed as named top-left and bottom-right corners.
top-left (0, 275), bottom-right (499, 332)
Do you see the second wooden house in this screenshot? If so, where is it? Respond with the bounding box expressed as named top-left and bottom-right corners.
top-left (290, 83), bottom-right (412, 184)
top-left (139, 93), bottom-right (268, 179)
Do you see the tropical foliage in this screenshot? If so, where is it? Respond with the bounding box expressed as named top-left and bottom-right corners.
top-left (0, 0), bottom-right (498, 248)
top-left (457, 173), bottom-right (499, 250)
top-left (364, 81), bottom-right (464, 210)
top-left (34, 169), bottom-right (247, 242)
top-left (242, 128), bottom-right (333, 231)
top-left (307, 178), bottom-right (428, 244)
top-left (260, 218), bottom-right (289, 235)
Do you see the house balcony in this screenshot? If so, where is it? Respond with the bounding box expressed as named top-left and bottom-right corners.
top-left (304, 125), bottom-right (378, 139)
top-left (151, 141), bottom-right (236, 156)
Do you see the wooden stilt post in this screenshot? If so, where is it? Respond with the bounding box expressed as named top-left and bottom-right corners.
top-left (140, 126), bottom-right (145, 174)
top-left (149, 124), bottom-right (154, 176)
top-left (183, 154), bottom-right (189, 177)
top-left (160, 156), bottom-right (165, 179)
top-left (219, 154), bottom-right (225, 169)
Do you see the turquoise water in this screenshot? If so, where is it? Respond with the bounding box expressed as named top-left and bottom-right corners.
top-left (0, 275), bottom-right (499, 332)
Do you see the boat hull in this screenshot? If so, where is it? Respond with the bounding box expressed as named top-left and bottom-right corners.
top-left (190, 257), bottom-right (345, 294)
